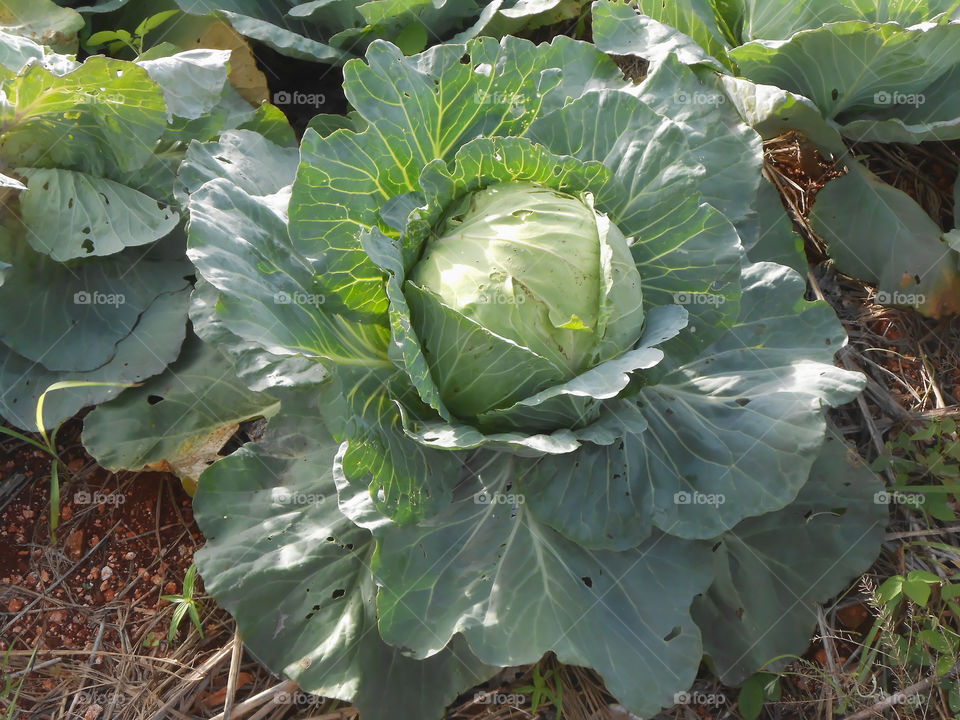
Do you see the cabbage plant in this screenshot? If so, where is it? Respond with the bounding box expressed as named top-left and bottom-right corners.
top-left (592, 0), bottom-right (960, 316)
top-left (0, 16), bottom-right (291, 430)
top-left (161, 35), bottom-right (887, 719)
top-left (58, 0), bottom-right (585, 62)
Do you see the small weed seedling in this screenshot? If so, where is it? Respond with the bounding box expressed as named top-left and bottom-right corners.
top-left (160, 564), bottom-right (204, 644)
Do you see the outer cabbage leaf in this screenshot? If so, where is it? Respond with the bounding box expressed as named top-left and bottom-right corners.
top-left (693, 425), bottom-right (887, 683)
top-left (730, 21), bottom-right (960, 119)
top-left (592, 0), bottom-right (732, 71)
top-left (717, 74), bottom-right (847, 156)
top-left (809, 160), bottom-right (960, 318)
top-left (136, 49), bottom-right (231, 122)
top-left (736, 176), bottom-right (807, 274)
top-left (155, 0), bottom-right (594, 64)
top-left (0, 29), bottom-right (78, 75)
top-left (17, 168), bottom-right (179, 260)
top-left (0, 57), bottom-right (167, 176)
top-left (372, 453), bottom-right (713, 717)
top-left (0, 231), bottom-right (192, 372)
top-left (740, 0), bottom-right (960, 41)
top-left (192, 423), bottom-right (496, 720)
top-left (81, 334), bottom-right (280, 482)
top-left (836, 63), bottom-right (960, 143)
top-left (633, 54), bottom-right (762, 224)
top-left (190, 278), bottom-right (330, 392)
top-left (0, 0), bottom-right (83, 53)
top-left (0, 285), bottom-right (190, 430)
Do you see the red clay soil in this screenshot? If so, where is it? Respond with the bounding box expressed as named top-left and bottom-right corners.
top-left (0, 418), bottom-right (206, 716)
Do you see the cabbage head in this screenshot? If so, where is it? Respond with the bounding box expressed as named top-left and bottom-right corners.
top-left (181, 34), bottom-right (887, 720)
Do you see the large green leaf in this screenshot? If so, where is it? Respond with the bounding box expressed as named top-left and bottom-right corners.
top-left (193, 436), bottom-right (495, 720)
top-left (741, 0), bottom-right (960, 41)
top-left (592, 0), bottom-right (732, 71)
top-left (187, 179), bottom-right (391, 367)
top-left (190, 278), bottom-right (330, 392)
top-left (836, 63), bottom-right (960, 143)
top-left (177, 129), bottom-right (299, 200)
top-left (528, 89), bottom-right (704, 237)
top-left (717, 74), bottom-right (847, 156)
top-left (0, 0), bottom-right (83, 53)
top-left (809, 160), bottom-right (960, 318)
top-left (0, 232), bottom-right (192, 372)
top-left (0, 29), bottom-right (77, 75)
top-left (136, 49), bottom-right (231, 121)
top-left (342, 37), bottom-right (622, 173)
top-left (373, 453), bottom-right (713, 717)
top-left (289, 127), bottom-right (403, 319)
top-left (737, 176), bottom-right (807, 274)
top-left (325, 365), bottom-right (467, 524)
top-left (0, 286), bottom-right (190, 430)
top-left (82, 334), bottom-right (280, 479)
top-left (173, 0), bottom-right (349, 63)
top-left (635, 54), bottom-right (763, 223)
top-left (0, 57), bottom-right (167, 177)
top-left (693, 425), bottom-right (887, 683)
top-left (17, 168), bottom-right (179, 260)
top-left (640, 262), bottom-right (863, 537)
top-left (730, 21), bottom-right (960, 119)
